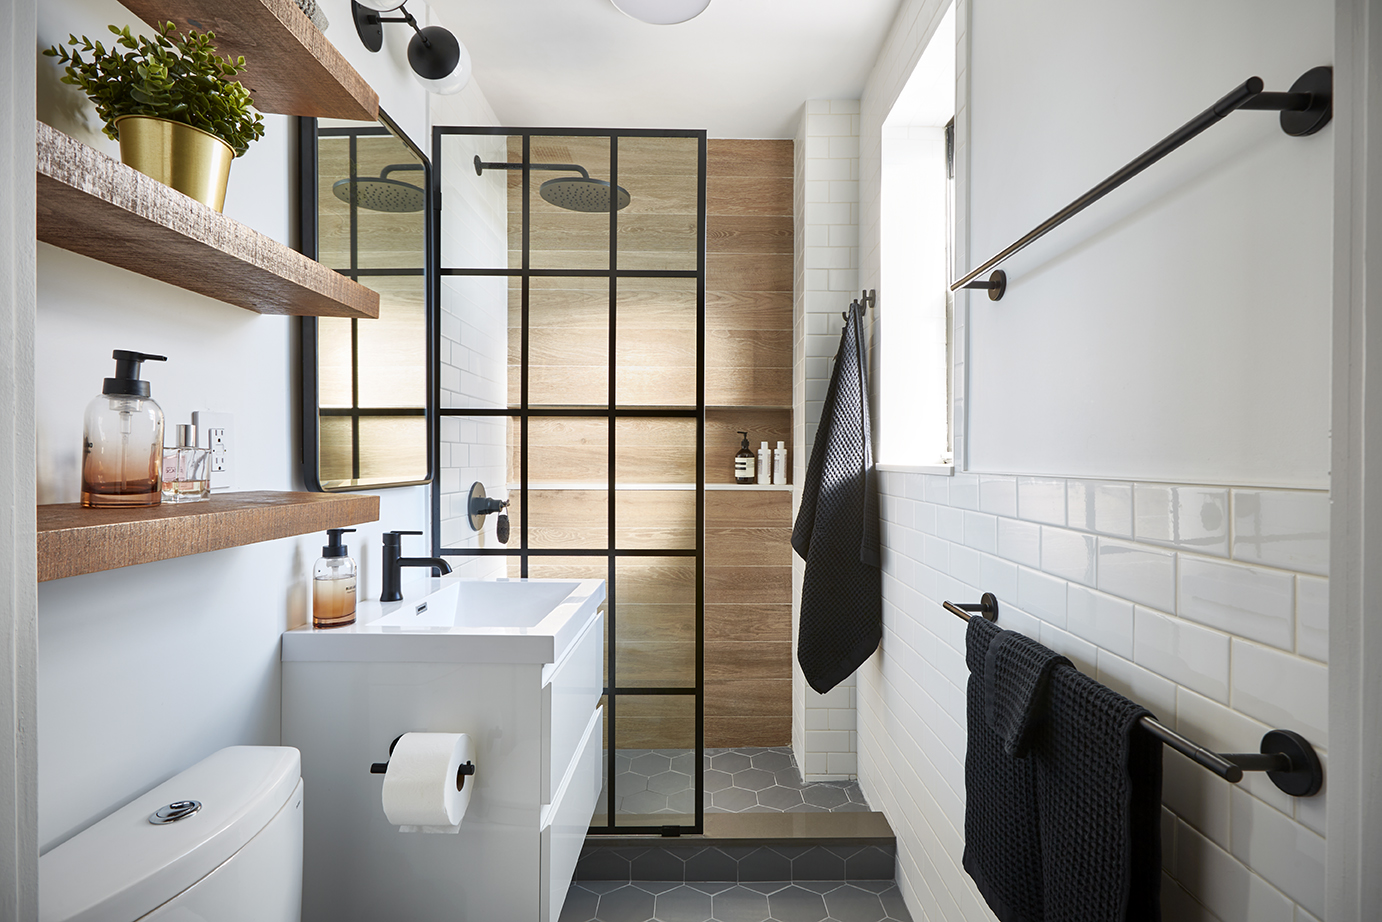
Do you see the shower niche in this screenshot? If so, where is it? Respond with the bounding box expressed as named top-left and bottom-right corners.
top-left (435, 128), bottom-right (707, 835)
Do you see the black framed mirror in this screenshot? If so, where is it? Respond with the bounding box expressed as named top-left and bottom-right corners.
top-left (300, 110), bottom-right (435, 491)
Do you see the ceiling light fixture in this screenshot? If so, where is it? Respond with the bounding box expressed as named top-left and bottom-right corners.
top-left (351, 0), bottom-right (471, 95)
top-left (609, 0), bottom-right (712, 25)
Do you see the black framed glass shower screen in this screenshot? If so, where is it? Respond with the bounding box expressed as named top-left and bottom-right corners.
top-left (431, 127), bottom-right (707, 835)
top-left (299, 112), bottom-right (435, 491)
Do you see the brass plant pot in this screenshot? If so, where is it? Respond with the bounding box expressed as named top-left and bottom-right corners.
top-left (113, 115), bottom-right (235, 212)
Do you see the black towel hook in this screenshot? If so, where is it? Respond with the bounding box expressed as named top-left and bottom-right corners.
top-left (842, 289), bottom-right (877, 320)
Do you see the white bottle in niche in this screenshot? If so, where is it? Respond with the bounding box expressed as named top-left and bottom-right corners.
top-left (773, 441), bottom-right (787, 485)
top-left (757, 441), bottom-right (770, 485)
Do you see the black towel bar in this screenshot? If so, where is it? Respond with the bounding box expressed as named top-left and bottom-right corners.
top-left (949, 66), bottom-right (1333, 301)
top-left (943, 595), bottom-right (1323, 796)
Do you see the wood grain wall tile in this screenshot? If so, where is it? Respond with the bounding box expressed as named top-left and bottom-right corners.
top-left (705, 678), bottom-right (791, 716)
top-left (706, 489), bottom-right (793, 524)
top-left (707, 216), bottom-right (794, 255)
top-left (705, 528), bottom-right (793, 567)
top-left (705, 604), bottom-right (792, 643)
top-left (706, 717), bottom-right (791, 748)
top-left (705, 566), bottom-right (791, 604)
top-left (707, 253), bottom-right (793, 291)
top-left (704, 641), bottom-right (792, 679)
top-left (705, 291), bottom-right (793, 331)
top-left (707, 140), bottom-right (793, 178)
top-left (705, 366), bottom-right (792, 408)
top-left (706, 176), bottom-right (793, 217)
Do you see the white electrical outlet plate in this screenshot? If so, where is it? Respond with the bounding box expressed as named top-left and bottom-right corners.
top-left (192, 410), bottom-right (233, 492)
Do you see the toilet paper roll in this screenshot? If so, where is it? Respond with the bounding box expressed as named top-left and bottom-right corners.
top-left (380, 732), bottom-right (474, 834)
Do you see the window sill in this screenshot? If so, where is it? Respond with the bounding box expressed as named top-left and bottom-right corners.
top-left (876, 463), bottom-right (954, 476)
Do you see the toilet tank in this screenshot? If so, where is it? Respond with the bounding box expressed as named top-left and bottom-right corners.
top-left (40, 746), bottom-right (303, 922)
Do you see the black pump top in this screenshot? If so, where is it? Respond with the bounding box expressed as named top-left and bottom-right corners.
top-left (738, 430), bottom-right (750, 450)
top-left (323, 528), bottom-right (356, 558)
top-left (103, 350), bottom-right (167, 397)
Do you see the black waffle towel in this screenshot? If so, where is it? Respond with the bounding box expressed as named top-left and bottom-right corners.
top-left (962, 617), bottom-right (1046, 922)
top-left (964, 620), bottom-right (1163, 922)
top-left (791, 302), bottom-right (880, 694)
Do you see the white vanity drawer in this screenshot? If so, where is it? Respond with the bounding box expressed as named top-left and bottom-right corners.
top-left (541, 610), bottom-right (603, 804)
top-left (540, 705), bottom-right (602, 922)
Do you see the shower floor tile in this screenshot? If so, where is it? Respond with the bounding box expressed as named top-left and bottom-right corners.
top-left (559, 880), bottom-right (913, 922)
top-left (599, 748), bottom-right (870, 816)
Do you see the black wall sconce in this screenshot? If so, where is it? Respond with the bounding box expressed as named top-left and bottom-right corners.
top-left (352, 1), bottom-right (471, 95)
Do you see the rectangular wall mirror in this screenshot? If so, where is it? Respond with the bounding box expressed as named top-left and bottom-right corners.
top-left (300, 111), bottom-right (435, 491)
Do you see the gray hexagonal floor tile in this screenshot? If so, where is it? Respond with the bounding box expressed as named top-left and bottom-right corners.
top-left (620, 789), bottom-right (670, 814)
top-left (801, 785), bottom-right (850, 809)
top-left (710, 786), bottom-right (758, 812)
top-left (655, 885), bottom-right (713, 922)
top-left (648, 770), bottom-right (692, 796)
top-left (766, 885), bottom-right (829, 922)
top-left (630, 753), bottom-right (673, 776)
top-left (704, 769), bottom-right (734, 792)
top-left (597, 884), bottom-right (656, 922)
top-left (711, 885), bottom-right (771, 922)
top-left (731, 768), bottom-right (777, 792)
top-left (709, 750), bottom-right (752, 773)
top-left (756, 784), bottom-right (806, 811)
top-left (559, 884), bottom-right (599, 922)
top-left (822, 885), bottom-right (886, 922)
top-left (750, 750), bottom-right (794, 773)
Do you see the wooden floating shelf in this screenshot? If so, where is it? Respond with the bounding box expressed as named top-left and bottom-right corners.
top-left (36, 121), bottom-right (378, 319)
top-left (117, 0), bottom-right (379, 122)
top-left (38, 491), bottom-right (380, 582)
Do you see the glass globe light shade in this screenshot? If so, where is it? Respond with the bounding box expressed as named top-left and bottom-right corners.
top-left (354, 1), bottom-right (405, 10)
top-left (610, 0), bottom-right (712, 25)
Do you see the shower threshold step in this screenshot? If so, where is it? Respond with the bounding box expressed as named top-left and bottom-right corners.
top-left (577, 812), bottom-right (896, 883)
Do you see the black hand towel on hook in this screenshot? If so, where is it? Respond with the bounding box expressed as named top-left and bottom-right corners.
top-left (791, 301), bottom-right (881, 694)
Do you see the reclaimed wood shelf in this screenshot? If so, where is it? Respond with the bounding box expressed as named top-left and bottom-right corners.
top-left (37, 491), bottom-right (380, 582)
top-left (36, 121), bottom-right (379, 319)
top-left (117, 0), bottom-right (379, 122)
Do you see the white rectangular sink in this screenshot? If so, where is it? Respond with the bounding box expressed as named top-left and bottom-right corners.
top-left (281, 577), bottom-right (605, 665)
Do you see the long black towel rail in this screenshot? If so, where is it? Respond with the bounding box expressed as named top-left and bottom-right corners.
top-left (942, 595), bottom-right (1323, 797)
top-left (950, 66), bottom-right (1333, 301)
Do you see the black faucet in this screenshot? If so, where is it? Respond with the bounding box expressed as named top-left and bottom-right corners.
top-left (380, 530), bottom-right (453, 602)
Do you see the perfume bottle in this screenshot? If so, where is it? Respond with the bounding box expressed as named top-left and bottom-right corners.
top-left (161, 424), bottom-right (211, 503)
top-left (81, 350), bottom-right (167, 507)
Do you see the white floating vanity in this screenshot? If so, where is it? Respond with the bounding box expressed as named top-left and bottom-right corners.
top-left (282, 577), bottom-right (606, 922)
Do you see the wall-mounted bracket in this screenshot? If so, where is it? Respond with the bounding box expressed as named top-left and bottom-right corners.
top-left (961, 270), bottom-right (1006, 301)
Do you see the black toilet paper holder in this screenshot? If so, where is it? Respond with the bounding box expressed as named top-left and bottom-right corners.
top-left (369, 733), bottom-right (476, 791)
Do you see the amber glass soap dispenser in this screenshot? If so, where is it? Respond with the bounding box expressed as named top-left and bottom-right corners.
top-left (81, 350), bottom-right (168, 507)
top-left (313, 528), bottom-right (358, 628)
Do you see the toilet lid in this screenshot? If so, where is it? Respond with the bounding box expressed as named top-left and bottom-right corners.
top-left (39, 746), bottom-right (300, 922)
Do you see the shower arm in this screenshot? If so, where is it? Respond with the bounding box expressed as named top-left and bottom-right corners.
top-left (380, 163), bottom-right (425, 179)
top-left (473, 156), bottom-right (590, 179)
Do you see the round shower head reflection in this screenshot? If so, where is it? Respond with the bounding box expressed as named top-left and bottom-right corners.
top-left (332, 163), bottom-right (426, 212)
top-left (538, 176), bottom-right (631, 213)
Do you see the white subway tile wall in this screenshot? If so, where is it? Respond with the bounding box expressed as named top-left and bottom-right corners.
top-left (437, 133), bottom-right (511, 577)
top-left (862, 468), bottom-right (1330, 922)
top-left (792, 99), bottom-right (863, 780)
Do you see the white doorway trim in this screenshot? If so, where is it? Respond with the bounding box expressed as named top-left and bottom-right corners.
top-left (1328, 0), bottom-right (1382, 916)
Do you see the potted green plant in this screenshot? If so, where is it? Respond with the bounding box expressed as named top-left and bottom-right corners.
top-left (46, 23), bottom-right (265, 212)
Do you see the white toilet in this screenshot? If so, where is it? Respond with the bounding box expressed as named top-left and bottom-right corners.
top-left (40, 746), bottom-right (304, 922)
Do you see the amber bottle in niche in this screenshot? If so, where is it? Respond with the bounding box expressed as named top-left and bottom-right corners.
top-left (81, 350), bottom-right (167, 507)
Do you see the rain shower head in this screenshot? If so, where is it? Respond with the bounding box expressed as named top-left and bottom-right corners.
top-left (473, 155), bottom-right (631, 212)
top-left (332, 163), bottom-right (426, 212)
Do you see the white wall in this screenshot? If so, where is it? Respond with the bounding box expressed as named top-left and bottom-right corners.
top-left (792, 100), bottom-right (863, 780)
top-left (32, 0), bottom-right (487, 852)
top-left (855, 1), bottom-right (1335, 920)
top-left (2, 0), bottom-right (39, 912)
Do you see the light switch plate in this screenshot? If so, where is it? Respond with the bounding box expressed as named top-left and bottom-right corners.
top-left (192, 410), bottom-right (233, 492)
